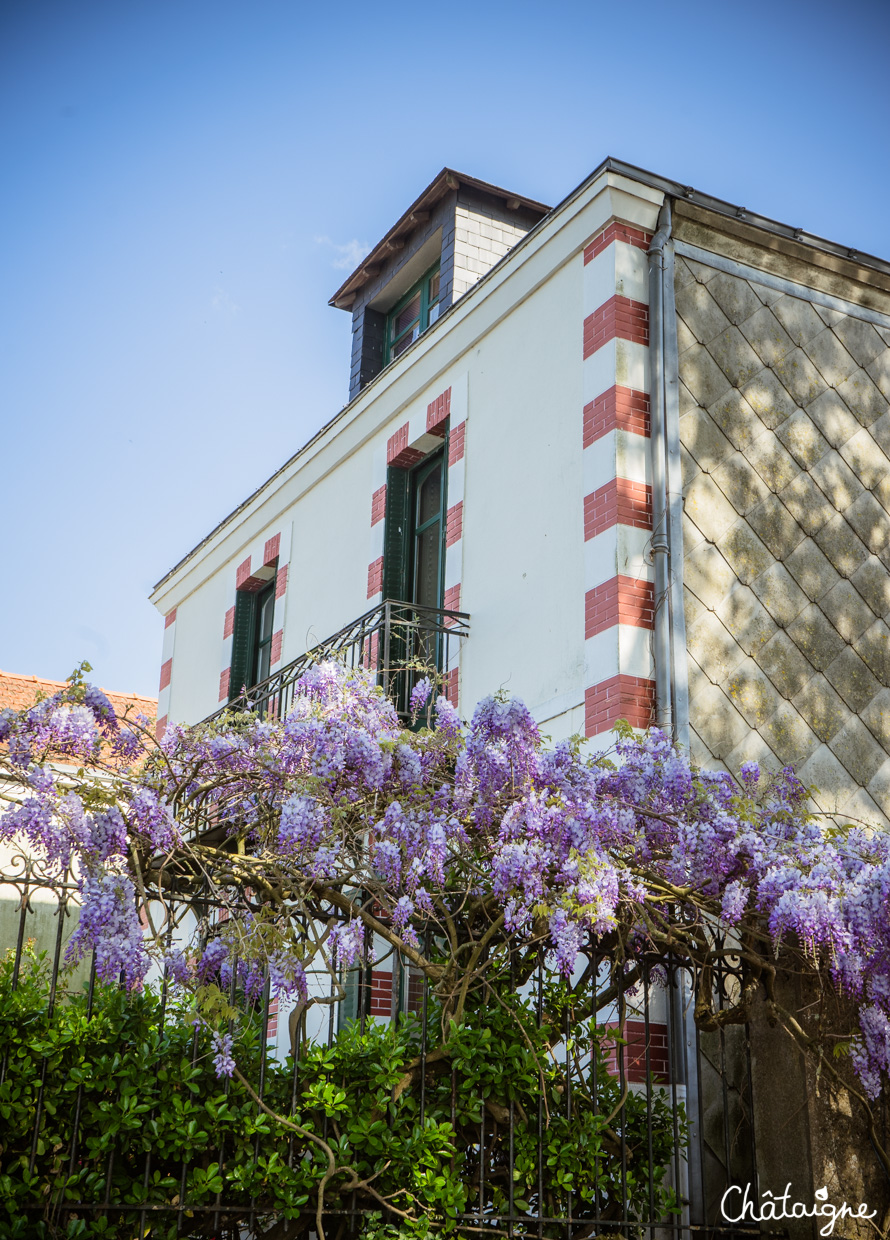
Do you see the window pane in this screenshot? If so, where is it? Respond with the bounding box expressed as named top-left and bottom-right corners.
top-left (417, 463), bottom-right (442, 527)
top-left (258, 589), bottom-right (275, 642)
top-left (392, 328), bottom-right (418, 358)
top-left (393, 292), bottom-right (421, 339)
top-left (428, 272), bottom-right (440, 302)
top-left (414, 524), bottom-right (441, 611)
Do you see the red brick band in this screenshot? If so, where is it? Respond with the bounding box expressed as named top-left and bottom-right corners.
top-left (159, 659), bottom-right (172, 691)
top-left (427, 387), bottom-right (452, 435)
top-left (584, 222), bottom-right (653, 264)
top-left (585, 576), bottom-right (655, 639)
top-left (371, 484), bottom-right (387, 526)
top-left (223, 606), bottom-right (235, 639)
top-left (164, 608), bottom-right (177, 629)
top-left (583, 296), bottom-right (649, 358)
top-left (449, 420), bottom-right (466, 466)
top-left (275, 564), bottom-right (288, 599)
top-left (585, 675), bottom-right (655, 735)
top-left (270, 630), bottom-right (283, 665)
top-left (583, 386), bottom-right (650, 448)
top-left (155, 715), bottom-right (168, 742)
top-left (218, 668), bottom-right (231, 702)
top-left (584, 479), bottom-right (652, 540)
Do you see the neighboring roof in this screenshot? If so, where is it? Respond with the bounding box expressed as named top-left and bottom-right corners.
top-left (0, 669), bottom-right (157, 721)
top-left (153, 156), bottom-right (890, 596)
top-left (328, 167), bottom-right (551, 310)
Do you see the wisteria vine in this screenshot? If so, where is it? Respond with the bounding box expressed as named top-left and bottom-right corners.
top-left (1, 661), bottom-right (888, 1136)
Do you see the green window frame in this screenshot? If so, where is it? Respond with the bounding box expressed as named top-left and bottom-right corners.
top-left (229, 579), bottom-right (276, 701)
top-left (385, 264), bottom-right (441, 364)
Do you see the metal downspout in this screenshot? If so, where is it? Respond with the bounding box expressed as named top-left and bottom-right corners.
top-left (648, 201), bottom-right (673, 732)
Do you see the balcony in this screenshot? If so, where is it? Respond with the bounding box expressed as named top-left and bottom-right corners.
top-left (204, 599), bottom-right (470, 725)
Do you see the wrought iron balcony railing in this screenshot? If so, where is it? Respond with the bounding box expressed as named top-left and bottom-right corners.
top-left (204, 599), bottom-right (470, 725)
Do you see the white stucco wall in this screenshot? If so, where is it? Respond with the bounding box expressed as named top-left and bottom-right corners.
top-left (151, 170), bottom-right (665, 741)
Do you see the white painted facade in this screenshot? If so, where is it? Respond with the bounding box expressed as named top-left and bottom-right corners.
top-left (150, 166), bottom-right (664, 741)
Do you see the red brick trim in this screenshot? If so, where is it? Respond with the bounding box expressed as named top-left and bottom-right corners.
top-left (583, 386), bottom-right (650, 448)
top-left (223, 606), bottom-right (235, 639)
top-left (371, 484), bottom-right (387, 526)
top-left (387, 423), bottom-right (425, 469)
top-left (444, 667), bottom-right (458, 707)
top-left (602, 1020), bottom-right (669, 1083)
top-left (369, 969), bottom-right (393, 1018)
top-left (363, 631), bottom-right (380, 671)
top-left (270, 630), bottom-right (283, 665)
top-left (159, 659), bottom-right (172, 691)
top-left (584, 479), bottom-right (652, 540)
top-left (263, 533), bottom-right (280, 566)
top-left (164, 608), bottom-right (177, 629)
top-left (236, 556), bottom-right (252, 588)
top-left (426, 387), bottom-right (452, 435)
top-left (583, 222), bottom-right (653, 264)
top-left (583, 296), bottom-right (649, 358)
top-left (275, 564), bottom-right (288, 599)
top-left (585, 576), bottom-right (655, 639)
top-left (449, 420), bottom-right (466, 466)
top-left (267, 995), bottom-right (279, 1040)
top-left (445, 502), bottom-right (463, 547)
top-left (367, 556), bottom-right (384, 598)
top-left (443, 583), bottom-right (461, 618)
top-left (585, 676), bottom-right (655, 735)
top-left (218, 668), bottom-right (231, 702)
top-left (155, 715), bottom-right (168, 742)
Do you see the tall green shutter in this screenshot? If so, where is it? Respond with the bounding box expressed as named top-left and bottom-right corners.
top-left (229, 591), bottom-right (255, 701)
top-left (382, 466), bottom-right (410, 601)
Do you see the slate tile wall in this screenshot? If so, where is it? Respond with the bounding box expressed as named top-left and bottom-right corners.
top-left (676, 253), bottom-right (890, 826)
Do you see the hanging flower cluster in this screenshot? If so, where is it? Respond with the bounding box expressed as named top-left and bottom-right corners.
top-left (1, 662), bottom-right (888, 1100)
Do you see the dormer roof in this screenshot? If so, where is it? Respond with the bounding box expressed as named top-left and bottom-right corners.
top-left (328, 167), bottom-right (550, 310)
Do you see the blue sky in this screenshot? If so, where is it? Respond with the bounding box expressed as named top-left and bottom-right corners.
top-left (3, 0), bottom-right (889, 700)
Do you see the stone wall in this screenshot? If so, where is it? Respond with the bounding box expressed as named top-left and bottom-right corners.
top-left (676, 241), bottom-right (890, 826)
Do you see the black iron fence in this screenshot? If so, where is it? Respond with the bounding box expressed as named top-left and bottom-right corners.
top-left (0, 859), bottom-right (760, 1239)
top-left (205, 600), bottom-right (470, 725)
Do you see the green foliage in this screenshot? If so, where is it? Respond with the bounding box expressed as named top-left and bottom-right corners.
top-left (0, 951), bottom-right (682, 1237)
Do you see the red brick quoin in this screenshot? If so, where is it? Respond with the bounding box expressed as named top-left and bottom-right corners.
top-left (158, 659), bottom-right (172, 692)
top-left (387, 423), bottom-right (425, 469)
top-left (585, 577), bottom-right (655, 639)
top-left (583, 386), bottom-right (650, 448)
top-left (367, 556), bottom-right (384, 599)
top-left (426, 387), bottom-right (452, 435)
top-left (370, 484), bottom-right (387, 526)
top-left (164, 608), bottom-right (177, 629)
top-left (583, 222), bottom-right (653, 264)
top-left (583, 480), bottom-right (652, 540)
top-left (602, 1020), bottom-right (669, 1084)
top-left (448, 420), bottom-right (466, 466)
top-left (585, 676), bottom-right (655, 736)
top-left (583, 296), bottom-right (649, 358)
top-left (445, 502), bottom-right (463, 547)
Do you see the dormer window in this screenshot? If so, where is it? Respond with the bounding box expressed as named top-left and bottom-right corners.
top-left (386, 265), bottom-right (441, 363)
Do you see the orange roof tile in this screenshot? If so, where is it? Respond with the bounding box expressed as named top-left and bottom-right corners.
top-left (0, 669), bottom-right (156, 722)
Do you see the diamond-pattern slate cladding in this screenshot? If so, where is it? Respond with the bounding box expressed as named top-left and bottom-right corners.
top-left (677, 254), bottom-right (890, 827)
